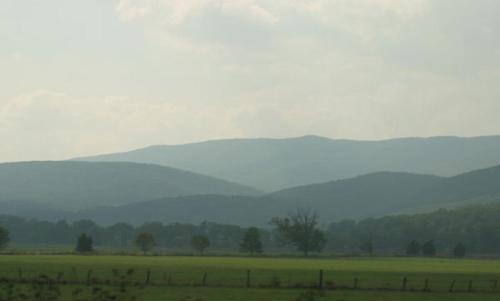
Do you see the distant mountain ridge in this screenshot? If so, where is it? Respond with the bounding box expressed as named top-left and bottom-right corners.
top-left (73, 135), bottom-right (500, 191)
top-left (0, 161), bottom-right (260, 210)
top-left (10, 164), bottom-right (500, 226)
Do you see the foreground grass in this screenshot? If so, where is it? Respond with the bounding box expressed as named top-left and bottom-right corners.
top-left (137, 287), bottom-right (500, 301)
top-left (0, 255), bottom-right (499, 300)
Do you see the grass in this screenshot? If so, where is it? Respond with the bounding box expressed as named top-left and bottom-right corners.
top-left (138, 287), bottom-right (500, 301)
top-left (0, 255), bottom-right (499, 300)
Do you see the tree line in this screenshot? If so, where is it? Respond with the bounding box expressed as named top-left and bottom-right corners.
top-left (0, 216), bottom-right (271, 253)
top-left (327, 204), bottom-right (500, 256)
top-left (2, 204), bottom-right (500, 256)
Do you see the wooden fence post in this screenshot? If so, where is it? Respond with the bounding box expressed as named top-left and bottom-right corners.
top-left (71, 267), bottom-right (78, 282)
top-left (17, 268), bottom-right (23, 281)
top-left (401, 277), bottom-right (407, 291)
top-left (353, 278), bottom-right (358, 290)
top-left (468, 280), bottom-right (473, 293)
top-left (449, 280), bottom-right (456, 293)
top-left (318, 270), bottom-right (324, 290)
top-left (145, 269), bottom-right (151, 285)
top-left (202, 272), bottom-right (207, 287)
top-left (423, 278), bottom-right (429, 292)
top-left (86, 270), bottom-right (93, 285)
top-left (246, 270), bottom-right (251, 288)
top-left (492, 279), bottom-right (498, 292)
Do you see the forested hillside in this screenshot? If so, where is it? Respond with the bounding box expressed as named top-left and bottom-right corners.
top-left (3, 204), bottom-right (500, 256)
top-left (68, 165), bottom-right (500, 226)
top-left (0, 161), bottom-right (260, 210)
top-left (75, 135), bottom-right (500, 191)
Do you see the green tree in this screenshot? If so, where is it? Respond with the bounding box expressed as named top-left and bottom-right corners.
top-left (406, 240), bottom-right (420, 256)
top-left (240, 227), bottom-right (263, 255)
top-left (107, 222), bottom-right (135, 247)
top-left (75, 233), bottom-right (93, 253)
top-left (422, 240), bottom-right (436, 257)
top-left (191, 235), bottom-right (210, 255)
top-left (453, 242), bottom-right (466, 258)
top-left (0, 227), bottom-right (9, 250)
top-left (135, 232), bottom-right (156, 254)
top-left (360, 240), bottom-right (374, 256)
top-left (271, 208), bottom-right (326, 256)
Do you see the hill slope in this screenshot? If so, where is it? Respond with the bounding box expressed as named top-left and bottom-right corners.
top-left (76, 172), bottom-right (442, 226)
top-left (0, 161), bottom-right (260, 210)
top-left (74, 135), bottom-right (500, 191)
top-left (74, 165), bottom-right (500, 226)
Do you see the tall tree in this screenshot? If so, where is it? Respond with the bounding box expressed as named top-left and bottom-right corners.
top-left (135, 232), bottom-right (156, 255)
top-left (75, 233), bottom-right (93, 253)
top-left (107, 223), bottom-right (134, 247)
top-left (240, 227), bottom-right (263, 255)
top-left (422, 240), bottom-right (436, 257)
top-left (453, 242), bottom-right (466, 258)
top-left (360, 240), bottom-right (374, 256)
top-left (191, 235), bottom-right (210, 255)
top-left (0, 227), bottom-right (9, 250)
top-left (271, 208), bottom-right (326, 256)
top-left (406, 240), bottom-right (420, 256)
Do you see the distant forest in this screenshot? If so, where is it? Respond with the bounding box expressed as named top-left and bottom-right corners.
top-left (1, 204), bottom-right (500, 256)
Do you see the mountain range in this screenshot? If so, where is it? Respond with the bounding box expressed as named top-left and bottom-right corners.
top-left (0, 161), bottom-right (259, 210)
top-left (74, 165), bottom-right (500, 226)
top-left (2, 135), bottom-right (500, 226)
top-left (2, 162), bottom-right (500, 226)
top-left (74, 135), bottom-right (500, 191)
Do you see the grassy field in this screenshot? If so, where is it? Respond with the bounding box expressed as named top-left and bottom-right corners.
top-left (0, 255), bottom-right (499, 300)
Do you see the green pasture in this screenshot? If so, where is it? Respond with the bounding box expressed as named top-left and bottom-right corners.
top-left (0, 255), bottom-right (499, 300)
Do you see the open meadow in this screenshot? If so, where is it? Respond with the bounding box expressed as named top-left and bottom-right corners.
top-left (0, 255), bottom-right (499, 300)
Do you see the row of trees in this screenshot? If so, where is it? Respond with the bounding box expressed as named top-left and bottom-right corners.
top-left (404, 240), bottom-right (464, 257)
top-left (3, 203), bottom-right (500, 256)
top-left (327, 204), bottom-right (500, 255)
top-left (75, 227), bottom-right (262, 255)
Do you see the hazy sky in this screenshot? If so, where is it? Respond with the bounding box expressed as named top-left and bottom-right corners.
top-left (1, 0), bottom-right (500, 162)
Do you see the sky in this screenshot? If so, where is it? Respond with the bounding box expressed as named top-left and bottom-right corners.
top-left (1, 0), bottom-right (500, 162)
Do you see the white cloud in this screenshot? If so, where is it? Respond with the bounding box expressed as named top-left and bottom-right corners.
top-left (115, 0), bottom-right (152, 21)
top-left (1, 0), bottom-right (500, 161)
top-left (114, 0), bottom-right (279, 25)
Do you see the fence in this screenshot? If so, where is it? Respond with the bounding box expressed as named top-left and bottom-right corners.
top-left (4, 267), bottom-right (500, 294)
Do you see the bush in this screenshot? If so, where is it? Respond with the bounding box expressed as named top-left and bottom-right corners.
top-left (0, 227), bottom-right (9, 250)
top-left (75, 233), bottom-right (93, 253)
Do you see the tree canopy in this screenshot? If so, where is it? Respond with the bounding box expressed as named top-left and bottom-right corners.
top-left (135, 232), bottom-right (156, 254)
top-left (240, 227), bottom-right (263, 255)
top-left (271, 209), bottom-right (326, 256)
top-left (191, 235), bottom-right (210, 255)
top-left (0, 227), bottom-right (9, 250)
top-left (75, 233), bottom-right (93, 253)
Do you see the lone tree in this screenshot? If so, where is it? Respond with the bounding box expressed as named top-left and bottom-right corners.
top-left (240, 227), bottom-right (263, 256)
top-left (271, 208), bottom-right (326, 256)
top-left (360, 240), bottom-right (374, 256)
top-left (135, 232), bottom-right (156, 255)
top-left (191, 235), bottom-right (210, 255)
top-left (422, 240), bottom-right (436, 257)
top-left (453, 242), bottom-right (466, 258)
top-left (406, 240), bottom-right (420, 256)
top-left (0, 227), bottom-right (10, 250)
top-left (75, 233), bottom-right (93, 253)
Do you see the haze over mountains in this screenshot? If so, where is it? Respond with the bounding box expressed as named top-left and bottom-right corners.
top-left (2, 162), bottom-right (500, 226)
top-left (2, 135), bottom-right (500, 226)
top-left (75, 135), bottom-right (500, 191)
top-left (0, 161), bottom-right (259, 210)
top-left (75, 165), bottom-right (500, 226)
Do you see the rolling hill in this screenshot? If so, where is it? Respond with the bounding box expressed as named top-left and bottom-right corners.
top-left (73, 172), bottom-right (440, 226)
top-left (61, 165), bottom-right (500, 226)
top-left (0, 161), bottom-right (260, 211)
top-left (74, 135), bottom-right (500, 191)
